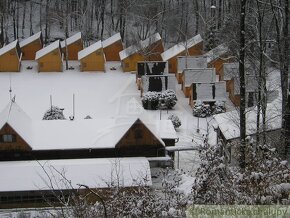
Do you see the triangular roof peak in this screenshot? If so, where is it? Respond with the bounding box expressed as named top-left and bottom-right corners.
top-left (61, 32), bottom-right (82, 48)
top-left (19, 32), bottom-right (42, 48)
top-left (35, 40), bottom-right (61, 60)
top-left (78, 40), bottom-right (102, 60)
top-left (0, 40), bottom-right (18, 56)
top-left (205, 43), bottom-right (228, 63)
top-left (115, 118), bottom-right (165, 148)
top-left (0, 101), bottom-right (33, 148)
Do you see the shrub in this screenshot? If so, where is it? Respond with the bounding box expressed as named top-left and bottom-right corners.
top-left (142, 90), bottom-right (177, 110)
top-left (192, 101), bottom-right (211, 117)
top-left (43, 106), bottom-right (66, 120)
top-left (161, 90), bottom-right (177, 109)
top-left (168, 114), bottom-right (181, 129)
top-left (212, 100), bottom-right (226, 114)
top-left (141, 91), bottom-right (160, 110)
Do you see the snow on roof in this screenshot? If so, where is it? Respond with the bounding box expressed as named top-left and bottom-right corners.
top-left (183, 68), bottom-right (216, 87)
top-left (206, 44), bottom-right (228, 63)
top-left (119, 33), bottom-right (162, 60)
top-left (234, 74), bottom-right (258, 95)
top-left (35, 40), bottom-right (60, 60)
top-left (177, 56), bottom-right (207, 73)
top-left (195, 81), bottom-right (226, 101)
top-left (0, 102), bottom-right (33, 146)
top-left (0, 40), bottom-right (18, 56)
top-left (223, 62), bottom-right (239, 80)
top-left (19, 32), bottom-right (42, 48)
top-left (0, 101), bottom-right (175, 150)
top-left (60, 32), bottom-right (82, 48)
top-left (92, 118), bottom-right (176, 148)
top-left (102, 33), bottom-right (122, 48)
top-left (161, 34), bottom-right (203, 61)
top-left (213, 89), bottom-right (282, 140)
top-left (0, 157), bottom-right (152, 192)
top-left (78, 40), bottom-right (102, 60)
top-left (140, 32), bottom-right (161, 49)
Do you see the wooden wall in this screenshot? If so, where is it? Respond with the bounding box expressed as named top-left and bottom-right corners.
top-left (103, 40), bottom-right (123, 61)
top-left (80, 48), bottom-right (105, 72)
top-left (122, 53), bottom-right (145, 72)
top-left (21, 40), bottom-right (42, 60)
top-left (0, 123), bottom-right (32, 151)
top-left (0, 49), bottom-right (21, 72)
top-left (37, 49), bottom-right (63, 72)
top-left (144, 40), bottom-right (164, 61)
top-left (62, 39), bottom-right (83, 60)
top-left (208, 56), bottom-right (235, 80)
top-left (115, 119), bottom-right (164, 157)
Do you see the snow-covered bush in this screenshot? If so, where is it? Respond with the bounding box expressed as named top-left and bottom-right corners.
top-left (192, 101), bottom-right (212, 117)
top-left (168, 114), bottom-right (181, 129)
top-left (192, 141), bottom-right (290, 205)
top-left (212, 100), bottom-right (226, 114)
top-left (160, 89), bottom-right (177, 109)
top-left (141, 91), bottom-right (160, 110)
top-left (43, 106), bottom-right (66, 120)
top-left (142, 90), bottom-right (177, 110)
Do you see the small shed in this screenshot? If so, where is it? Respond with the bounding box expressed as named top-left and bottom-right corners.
top-left (0, 40), bottom-right (22, 72)
top-left (182, 68), bottom-right (217, 97)
top-left (35, 40), bottom-right (63, 72)
top-left (176, 55), bottom-right (207, 84)
top-left (19, 31), bottom-right (43, 60)
top-left (61, 32), bottom-right (83, 60)
top-left (102, 33), bottom-right (123, 61)
top-left (78, 40), bottom-right (105, 72)
top-left (161, 34), bottom-right (203, 76)
top-left (119, 33), bottom-right (164, 72)
top-left (206, 44), bottom-right (234, 79)
top-left (189, 81), bottom-right (227, 107)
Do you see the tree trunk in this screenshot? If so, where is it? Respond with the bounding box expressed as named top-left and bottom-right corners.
top-left (239, 0), bottom-right (247, 169)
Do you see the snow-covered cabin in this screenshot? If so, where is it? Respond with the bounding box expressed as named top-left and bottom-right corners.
top-left (0, 157), bottom-right (152, 208)
top-left (0, 40), bottom-right (22, 72)
top-left (161, 34), bottom-right (203, 76)
top-left (78, 40), bottom-right (105, 72)
top-left (189, 81), bottom-right (227, 107)
top-left (119, 33), bottom-right (164, 72)
top-left (213, 96), bottom-right (281, 163)
top-left (19, 32), bottom-right (43, 60)
top-left (102, 33), bottom-right (123, 61)
top-left (35, 40), bottom-right (63, 72)
top-left (61, 32), bottom-right (83, 60)
top-left (206, 44), bottom-right (234, 79)
top-left (176, 55), bottom-right (207, 83)
top-left (0, 102), bottom-right (177, 163)
top-left (182, 68), bottom-right (217, 97)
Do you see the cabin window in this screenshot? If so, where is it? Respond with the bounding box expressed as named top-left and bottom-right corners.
top-left (134, 129), bottom-right (143, 139)
top-left (1, 134), bottom-right (16, 143)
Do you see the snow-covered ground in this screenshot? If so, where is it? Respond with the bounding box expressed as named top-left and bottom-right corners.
top-left (0, 60), bottom-right (236, 175)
